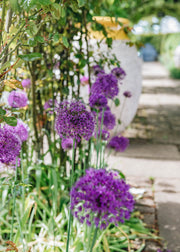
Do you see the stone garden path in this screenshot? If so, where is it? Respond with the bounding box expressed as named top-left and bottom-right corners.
top-left (107, 62), bottom-right (180, 252)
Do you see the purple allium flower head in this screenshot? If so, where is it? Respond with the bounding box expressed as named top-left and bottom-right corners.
top-left (111, 67), bottom-right (126, 80)
top-left (0, 126), bottom-right (22, 164)
top-left (123, 91), bottom-right (132, 98)
top-left (99, 109), bottom-right (116, 130)
top-left (91, 74), bottom-right (119, 99)
top-left (80, 76), bottom-right (89, 86)
top-left (92, 65), bottom-right (105, 76)
top-left (70, 168), bottom-right (134, 229)
top-left (44, 99), bottom-right (57, 114)
top-left (98, 129), bottom-right (110, 141)
top-left (44, 99), bottom-right (53, 110)
top-left (108, 136), bottom-right (129, 152)
top-left (4, 119), bottom-right (29, 142)
top-left (89, 93), bottom-right (107, 109)
top-left (55, 100), bottom-right (95, 142)
top-left (61, 138), bottom-right (76, 151)
top-left (8, 90), bottom-right (28, 108)
top-left (22, 78), bottom-right (31, 88)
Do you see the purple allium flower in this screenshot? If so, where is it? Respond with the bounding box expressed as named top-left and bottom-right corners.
top-left (0, 126), bottom-right (22, 164)
top-left (44, 99), bottom-right (57, 114)
top-left (8, 90), bottom-right (28, 108)
top-left (92, 65), bottom-right (105, 76)
top-left (111, 67), bottom-right (126, 80)
top-left (80, 76), bottom-right (89, 86)
top-left (22, 78), bottom-right (31, 88)
top-left (55, 100), bottom-right (95, 142)
top-left (123, 91), bottom-right (132, 98)
top-left (61, 138), bottom-right (76, 151)
top-left (44, 99), bottom-right (54, 110)
top-left (4, 119), bottom-right (29, 142)
top-left (99, 109), bottom-right (116, 130)
top-left (91, 74), bottom-right (119, 99)
top-left (108, 136), bottom-right (129, 152)
top-left (89, 93), bottom-right (107, 109)
top-left (99, 129), bottom-right (110, 141)
top-left (70, 168), bottom-right (134, 229)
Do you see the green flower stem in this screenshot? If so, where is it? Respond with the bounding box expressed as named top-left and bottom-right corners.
top-left (66, 138), bottom-right (76, 252)
top-left (10, 157), bottom-right (18, 241)
top-left (96, 108), bottom-right (104, 169)
top-left (89, 227), bottom-right (98, 252)
top-left (99, 108), bottom-right (105, 168)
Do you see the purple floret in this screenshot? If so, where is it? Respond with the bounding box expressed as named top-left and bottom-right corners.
top-left (89, 93), bottom-right (107, 109)
top-left (8, 90), bottom-right (28, 108)
top-left (91, 73), bottom-right (119, 99)
top-left (61, 138), bottom-right (76, 151)
top-left (92, 65), bottom-right (105, 76)
top-left (70, 168), bottom-right (134, 229)
top-left (0, 126), bottom-right (22, 164)
top-left (108, 136), bottom-right (129, 152)
top-left (55, 100), bottom-right (95, 142)
top-left (123, 91), bottom-right (132, 98)
top-left (111, 67), bottom-right (126, 80)
top-left (98, 129), bottom-right (110, 141)
top-left (22, 78), bottom-right (31, 88)
top-left (99, 109), bottom-right (116, 130)
top-left (5, 119), bottom-right (29, 142)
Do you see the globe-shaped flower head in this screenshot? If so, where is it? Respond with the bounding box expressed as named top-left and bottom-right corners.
top-left (91, 73), bottom-right (119, 99)
top-left (89, 93), bottom-right (107, 110)
top-left (108, 136), bottom-right (129, 152)
top-left (0, 126), bottom-right (22, 164)
top-left (55, 100), bottom-right (95, 142)
top-left (8, 90), bottom-right (28, 108)
top-left (70, 168), bottom-right (134, 229)
top-left (5, 119), bottom-right (29, 142)
top-left (99, 108), bottom-right (116, 130)
top-left (22, 78), bottom-right (31, 88)
top-left (111, 67), bottom-right (126, 80)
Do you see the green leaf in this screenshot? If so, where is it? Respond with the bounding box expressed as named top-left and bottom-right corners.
top-left (0, 62), bottom-right (11, 74)
top-left (114, 98), bottom-right (120, 106)
top-left (77, 0), bottom-right (86, 7)
top-left (38, 0), bottom-right (51, 5)
top-left (18, 53), bottom-right (42, 61)
top-left (53, 34), bottom-right (60, 43)
top-left (35, 36), bottom-right (45, 43)
top-left (26, 21), bottom-right (38, 36)
top-left (28, 38), bottom-right (37, 47)
top-left (62, 36), bottom-right (69, 48)
top-left (3, 116), bottom-right (17, 126)
top-left (106, 37), bottom-right (113, 48)
top-left (118, 119), bottom-right (121, 125)
top-left (0, 108), bottom-right (6, 116)
top-left (51, 3), bottom-right (62, 19)
top-left (119, 171), bottom-right (126, 179)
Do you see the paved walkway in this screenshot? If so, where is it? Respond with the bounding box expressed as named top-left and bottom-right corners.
top-left (107, 62), bottom-right (180, 251)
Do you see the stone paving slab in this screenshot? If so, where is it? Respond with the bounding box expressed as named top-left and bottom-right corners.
top-left (107, 155), bottom-right (180, 179)
top-left (142, 62), bottom-right (169, 79)
top-left (154, 178), bottom-right (180, 252)
top-left (114, 62), bottom-right (180, 252)
top-left (117, 143), bottom-right (180, 160)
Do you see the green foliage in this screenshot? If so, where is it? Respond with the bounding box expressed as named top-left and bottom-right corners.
top-left (18, 53), bottom-right (43, 61)
top-left (170, 67), bottom-right (180, 79)
top-left (136, 33), bottom-right (180, 70)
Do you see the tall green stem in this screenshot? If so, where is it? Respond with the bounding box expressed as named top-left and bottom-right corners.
top-left (96, 109), bottom-right (104, 169)
top-left (66, 139), bottom-right (76, 252)
top-left (89, 227), bottom-right (98, 252)
top-left (10, 157), bottom-right (18, 241)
